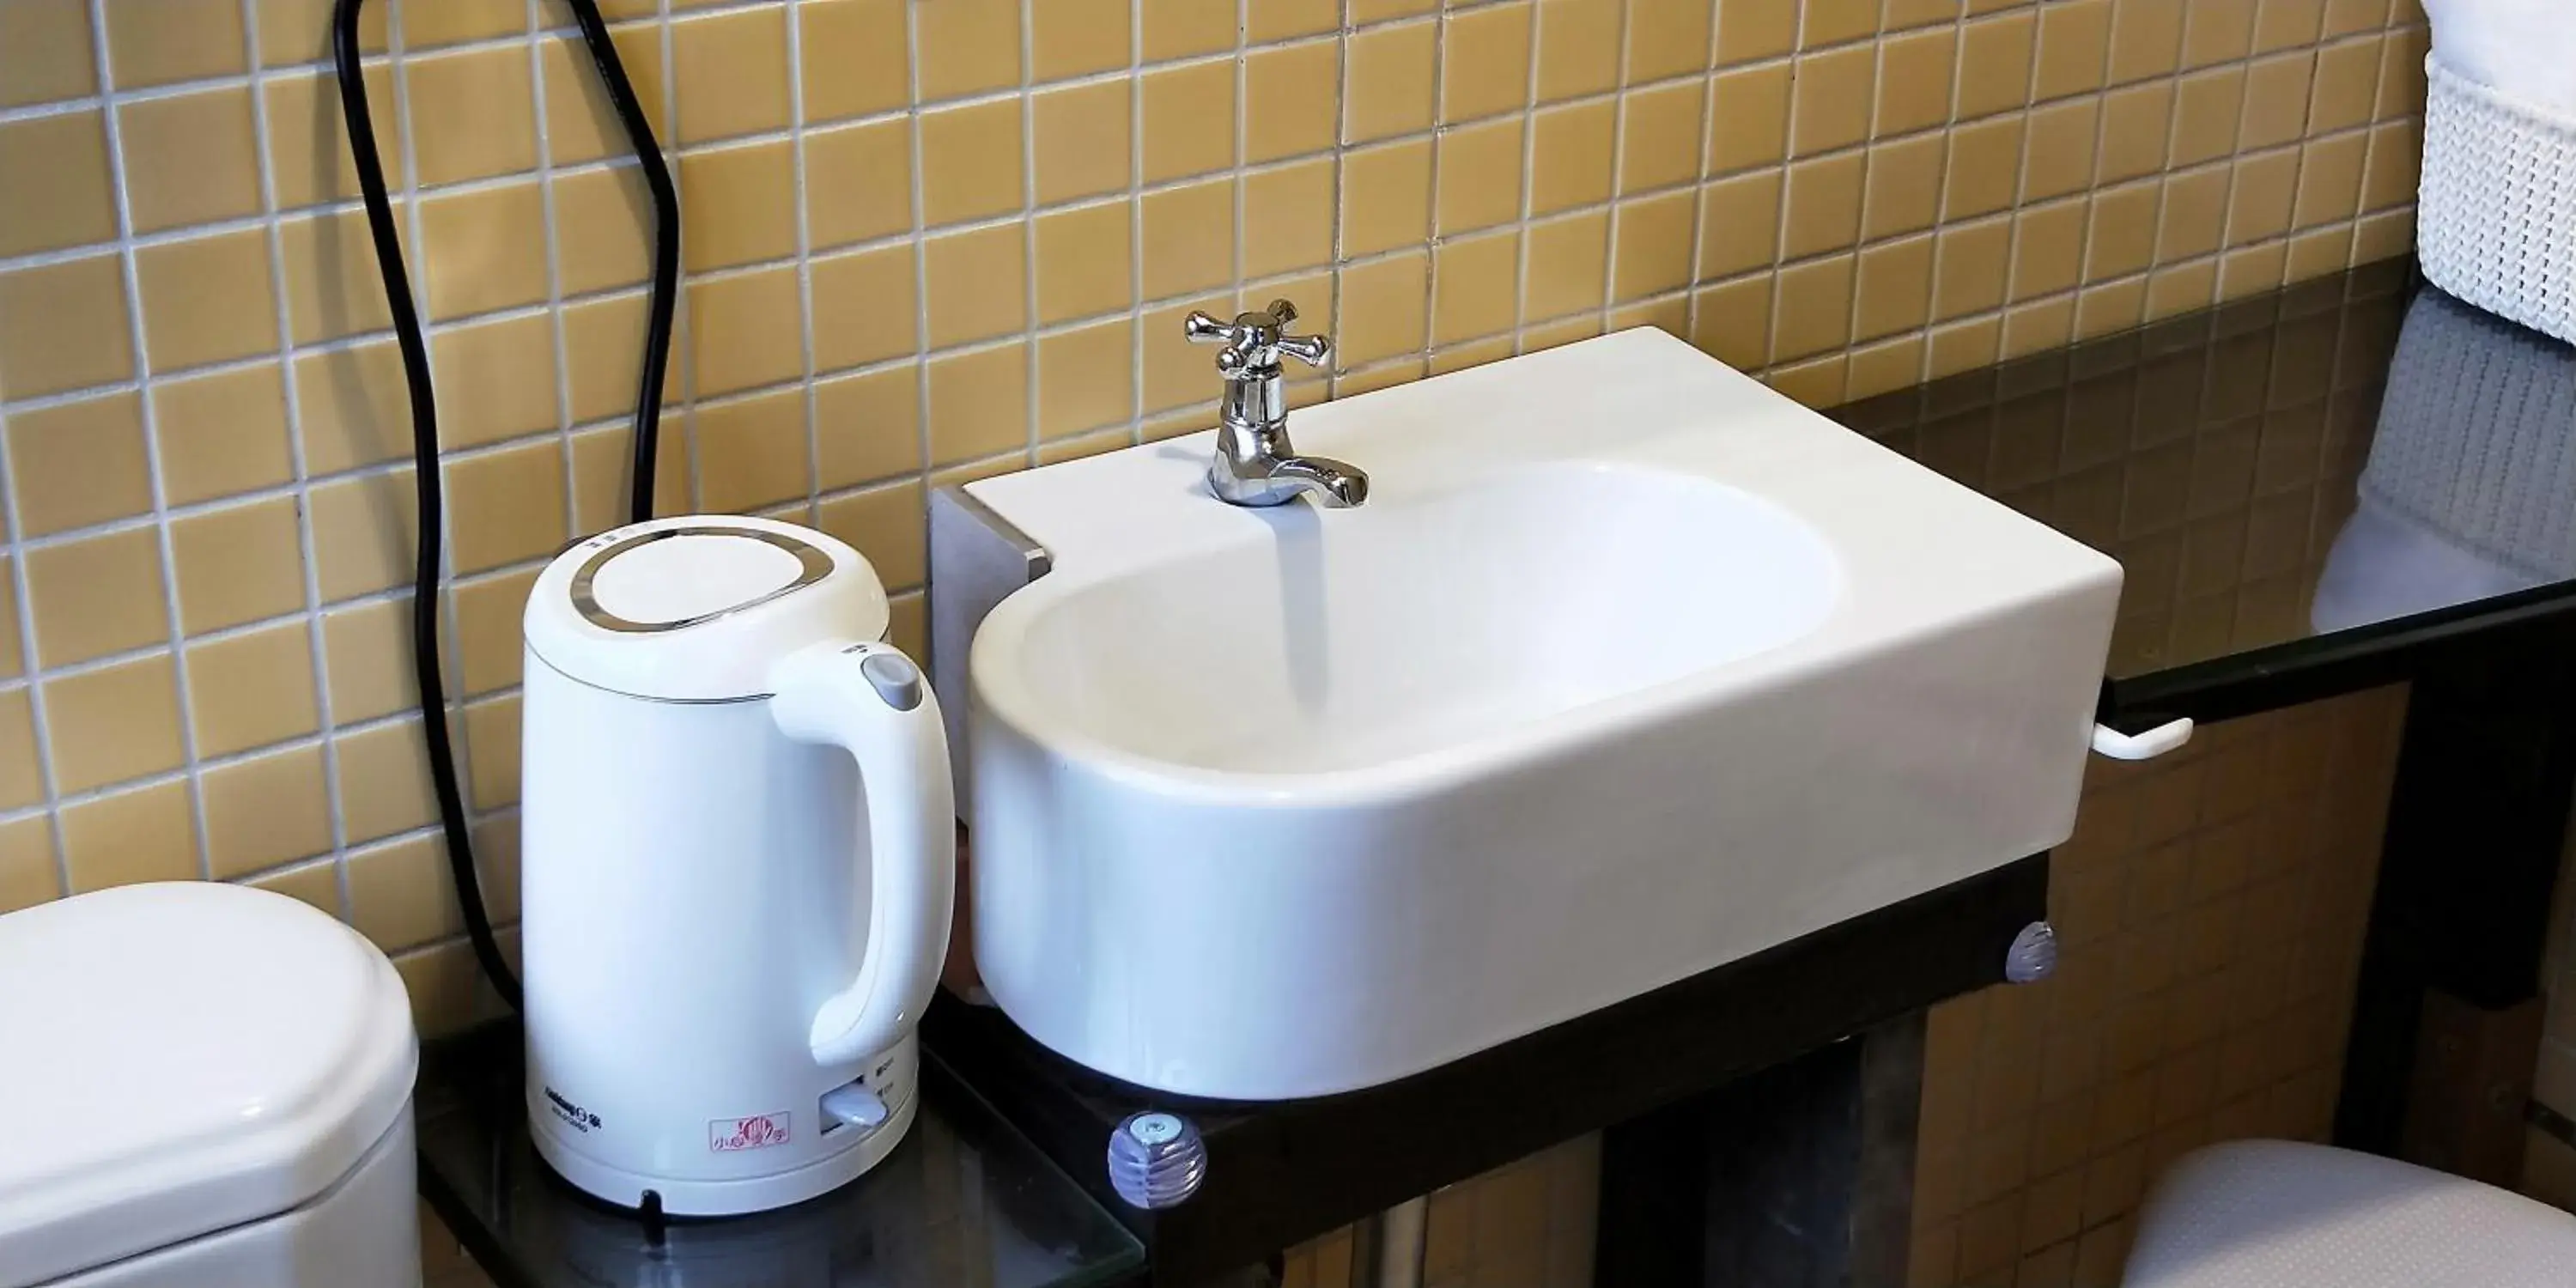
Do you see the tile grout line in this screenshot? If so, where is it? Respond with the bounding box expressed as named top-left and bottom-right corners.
top-left (0, 38), bottom-right (1731, 285)
top-left (1593, 0), bottom-right (1630, 339)
top-left (483, 0), bottom-right (564, 915)
top-left (0, 786), bottom-right (507, 885)
top-left (1230, 0), bottom-right (1250, 355)
top-left (1415, 3), bottom-right (1455, 373)
top-left (0, 377), bottom-right (63, 896)
top-left (1996, 0), bottom-right (2053, 361)
top-left (0, 57), bottom-right (2355, 385)
top-left (1919, 0), bottom-right (1990, 382)
top-left (1018, 0), bottom-right (1043, 467)
top-left (1318, 0), bottom-right (1348, 404)
top-left (9, 194), bottom-right (1732, 535)
top-left (0, 701), bottom-right (445, 828)
top-left (653, 0), bottom-right (699, 522)
top-left (1678, 0), bottom-right (1728, 355)
top-left (2216, 17), bottom-right (2283, 304)
top-left (0, 0), bottom-right (1491, 136)
top-left (901, 0), bottom-right (938, 491)
top-left (31, 0), bottom-right (1511, 118)
top-left (0, 164), bottom-right (2382, 560)
top-left (1876, 11), bottom-right (1955, 392)
top-left (241, 0), bottom-right (354, 919)
top-left (1827, 0), bottom-right (1894, 404)
top-left (0, 444), bottom-right (946, 795)
top-left (2198, 29), bottom-right (2335, 623)
top-left (2345, 20), bottom-right (2400, 278)
top-left (528, 6), bottom-right (586, 547)
top-left (787, 0), bottom-right (827, 528)
top-left (1122, 0), bottom-right (1145, 436)
top-left (1758, 0), bottom-right (1814, 374)
top-left (1502, 0), bottom-right (1548, 355)
top-left (0, 1), bottom-right (82, 884)
top-left (370, 0), bottom-right (428, 883)
top-left (2050, 9), bottom-right (2117, 331)
top-left (384, 0), bottom-right (497, 903)
top-left (2178, 8), bottom-right (2260, 316)
top-left (2063, 7), bottom-right (2123, 344)
top-left (82, 0), bottom-right (219, 890)
top-left (2111, 45), bottom-right (2184, 343)
top-left (2263, 37), bottom-right (2329, 300)
top-left (428, 11), bottom-right (548, 922)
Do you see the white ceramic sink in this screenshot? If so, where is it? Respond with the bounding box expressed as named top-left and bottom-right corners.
top-left (1001, 465), bottom-right (1837, 774)
top-left (944, 328), bottom-right (2121, 1101)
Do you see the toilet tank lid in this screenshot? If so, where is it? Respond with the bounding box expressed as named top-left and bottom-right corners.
top-left (0, 883), bottom-right (417, 1288)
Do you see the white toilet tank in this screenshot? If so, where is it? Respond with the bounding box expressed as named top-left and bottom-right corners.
top-left (0, 883), bottom-right (422, 1288)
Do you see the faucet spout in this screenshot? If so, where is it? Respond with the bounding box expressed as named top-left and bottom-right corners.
top-left (1206, 426), bottom-right (1373, 507)
top-left (1265, 456), bottom-right (1370, 508)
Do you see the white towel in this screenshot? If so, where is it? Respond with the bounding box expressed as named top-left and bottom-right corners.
top-left (2423, 0), bottom-right (2576, 118)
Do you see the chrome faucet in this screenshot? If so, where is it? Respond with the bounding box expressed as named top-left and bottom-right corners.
top-left (1182, 300), bottom-right (1370, 508)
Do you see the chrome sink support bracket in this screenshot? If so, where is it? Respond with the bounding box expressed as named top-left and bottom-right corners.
top-left (927, 485), bottom-right (1050, 817)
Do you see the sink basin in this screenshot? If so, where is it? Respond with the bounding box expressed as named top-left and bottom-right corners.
top-left (999, 465), bottom-right (1837, 775)
top-left (939, 328), bottom-right (2120, 1100)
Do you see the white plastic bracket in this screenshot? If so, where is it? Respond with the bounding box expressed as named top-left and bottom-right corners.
top-left (2091, 718), bottom-right (2194, 761)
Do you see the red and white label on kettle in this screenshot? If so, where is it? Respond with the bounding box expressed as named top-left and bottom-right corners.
top-left (709, 1112), bottom-right (793, 1152)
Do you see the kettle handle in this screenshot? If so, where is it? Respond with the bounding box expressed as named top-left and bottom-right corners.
top-left (768, 639), bottom-right (957, 1067)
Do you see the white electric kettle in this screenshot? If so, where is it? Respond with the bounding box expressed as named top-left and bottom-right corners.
top-left (519, 514), bottom-right (953, 1217)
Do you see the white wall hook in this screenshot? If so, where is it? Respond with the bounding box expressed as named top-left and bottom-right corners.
top-left (2092, 718), bottom-right (2194, 761)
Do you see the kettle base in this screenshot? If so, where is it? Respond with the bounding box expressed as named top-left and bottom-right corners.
top-left (532, 1067), bottom-right (919, 1218)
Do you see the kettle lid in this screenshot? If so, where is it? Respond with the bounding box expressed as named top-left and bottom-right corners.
top-left (525, 514), bottom-right (890, 702)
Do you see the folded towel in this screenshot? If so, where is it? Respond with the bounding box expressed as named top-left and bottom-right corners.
top-left (2424, 0), bottom-right (2576, 118)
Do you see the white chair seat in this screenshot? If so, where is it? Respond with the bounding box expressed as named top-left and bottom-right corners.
top-left (2125, 1139), bottom-right (2576, 1287)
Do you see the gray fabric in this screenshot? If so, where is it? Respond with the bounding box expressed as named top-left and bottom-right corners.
top-left (2124, 1140), bottom-right (2576, 1287)
top-left (2362, 287), bottom-right (2576, 580)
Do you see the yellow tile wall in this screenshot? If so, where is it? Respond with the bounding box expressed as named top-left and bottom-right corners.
top-left (0, 0), bottom-right (2428, 1277)
top-left (0, 0), bottom-right (2433, 1034)
top-left (1911, 686), bottom-right (2404, 1286)
top-left (1280, 1134), bottom-right (1603, 1288)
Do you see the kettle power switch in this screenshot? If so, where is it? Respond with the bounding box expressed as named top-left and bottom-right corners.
top-left (860, 653), bottom-right (924, 711)
top-left (820, 1082), bottom-right (890, 1131)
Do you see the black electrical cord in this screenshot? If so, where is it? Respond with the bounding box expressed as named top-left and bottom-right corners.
top-left (332, 0), bottom-right (679, 1010)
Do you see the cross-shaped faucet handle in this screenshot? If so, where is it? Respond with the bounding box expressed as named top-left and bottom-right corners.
top-left (1183, 299), bottom-right (1332, 375)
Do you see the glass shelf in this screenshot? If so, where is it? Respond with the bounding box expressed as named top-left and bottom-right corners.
top-left (1826, 259), bottom-right (2576, 725)
top-left (416, 1022), bottom-right (1147, 1288)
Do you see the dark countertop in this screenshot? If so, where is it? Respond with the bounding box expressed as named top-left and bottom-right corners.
top-left (415, 1023), bottom-right (1145, 1288)
top-left (1826, 258), bottom-right (2576, 727)
top-left (929, 854), bottom-right (2048, 1285)
top-left (414, 854), bottom-right (2044, 1288)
